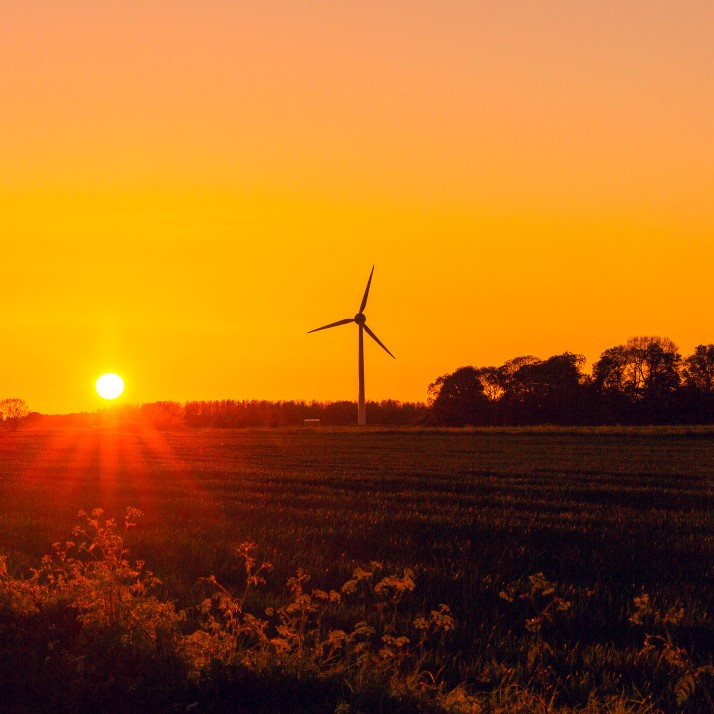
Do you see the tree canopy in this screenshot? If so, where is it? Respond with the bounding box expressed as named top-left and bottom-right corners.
top-left (0, 398), bottom-right (30, 430)
top-left (428, 338), bottom-right (714, 426)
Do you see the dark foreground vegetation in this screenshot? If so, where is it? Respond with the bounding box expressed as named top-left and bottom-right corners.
top-left (0, 427), bottom-right (713, 712)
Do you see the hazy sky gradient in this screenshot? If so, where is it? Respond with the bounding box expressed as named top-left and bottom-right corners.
top-left (1, 1), bottom-right (712, 413)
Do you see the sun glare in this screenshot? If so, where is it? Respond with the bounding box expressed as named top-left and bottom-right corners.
top-left (96, 373), bottom-right (125, 400)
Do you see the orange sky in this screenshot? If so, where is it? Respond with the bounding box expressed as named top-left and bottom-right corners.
top-left (1, 2), bottom-right (713, 414)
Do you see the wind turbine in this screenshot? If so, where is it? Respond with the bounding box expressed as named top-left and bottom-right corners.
top-left (309, 266), bottom-right (395, 426)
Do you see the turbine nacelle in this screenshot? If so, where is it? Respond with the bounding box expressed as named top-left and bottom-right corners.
top-left (307, 266), bottom-right (394, 359)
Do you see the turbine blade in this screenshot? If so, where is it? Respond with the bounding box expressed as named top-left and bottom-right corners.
top-left (359, 265), bottom-right (375, 313)
top-left (364, 324), bottom-right (395, 358)
top-left (308, 318), bottom-right (354, 333)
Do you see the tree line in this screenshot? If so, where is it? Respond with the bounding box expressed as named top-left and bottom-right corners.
top-left (428, 336), bottom-right (714, 426)
top-left (182, 399), bottom-right (426, 427)
top-left (19, 399), bottom-right (428, 430)
top-left (7, 336), bottom-right (714, 429)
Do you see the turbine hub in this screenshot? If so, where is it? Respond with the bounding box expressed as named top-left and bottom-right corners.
top-left (354, 312), bottom-right (366, 325)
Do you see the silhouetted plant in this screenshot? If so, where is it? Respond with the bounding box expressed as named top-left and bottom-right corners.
top-left (0, 397), bottom-right (29, 430)
top-left (2, 508), bottom-right (712, 712)
top-left (630, 594), bottom-right (714, 711)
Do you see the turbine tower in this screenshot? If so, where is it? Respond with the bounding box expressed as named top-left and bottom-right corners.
top-left (309, 266), bottom-right (395, 426)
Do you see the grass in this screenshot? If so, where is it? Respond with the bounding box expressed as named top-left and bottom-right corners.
top-left (1, 425), bottom-right (713, 712)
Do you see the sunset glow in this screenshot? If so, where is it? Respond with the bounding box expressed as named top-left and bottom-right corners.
top-left (1, 2), bottom-right (712, 413)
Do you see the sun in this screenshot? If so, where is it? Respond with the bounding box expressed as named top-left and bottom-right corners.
top-left (96, 373), bottom-right (125, 400)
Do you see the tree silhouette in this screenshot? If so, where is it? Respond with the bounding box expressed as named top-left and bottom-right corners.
top-left (682, 344), bottom-right (714, 392)
top-left (478, 366), bottom-right (504, 403)
top-left (0, 398), bottom-right (30, 430)
top-left (680, 344), bottom-right (714, 423)
top-left (592, 337), bottom-right (680, 423)
top-left (592, 345), bottom-right (631, 422)
top-left (424, 337), bottom-right (714, 426)
top-left (496, 356), bottom-right (540, 425)
top-left (428, 366), bottom-right (490, 426)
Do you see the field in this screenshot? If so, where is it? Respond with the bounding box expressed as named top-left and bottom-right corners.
top-left (1, 426), bottom-right (713, 713)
